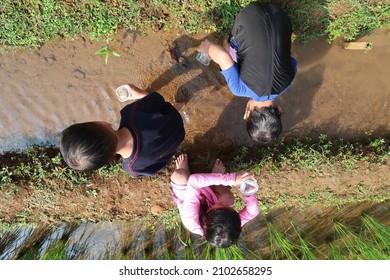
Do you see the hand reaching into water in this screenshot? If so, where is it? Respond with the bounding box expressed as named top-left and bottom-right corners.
top-left (197, 39), bottom-right (212, 56)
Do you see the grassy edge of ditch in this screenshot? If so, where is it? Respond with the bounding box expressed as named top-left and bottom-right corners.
top-left (1, 0), bottom-right (389, 50)
top-left (0, 133), bottom-right (389, 228)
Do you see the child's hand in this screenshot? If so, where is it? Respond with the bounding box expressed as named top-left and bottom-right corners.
top-left (128, 84), bottom-right (149, 99)
top-left (197, 39), bottom-right (212, 56)
top-left (233, 171), bottom-right (254, 187)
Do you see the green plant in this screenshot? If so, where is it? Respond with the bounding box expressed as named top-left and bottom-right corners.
top-left (369, 137), bottom-right (387, 153)
top-left (85, 189), bottom-right (98, 198)
top-left (51, 153), bottom-right (63, 165)
top-left (268, 222), bottom-right (299, 259)
top-left (14, 212), bottom-right (29, 223)
top-left (362, 215), bottom-right (390, 250)
top-left (95, 38), bottom-right (120, 64)
top-left (2, 209), bottom-right (390, 260)
top-left (0, 167), bottom-right (13, 185)
top-left (204, 244), bottom-right (246, 260)
top-left (1, 0), bottom-right (389, 50)
top-left (61, 167), bottom-right (91, 184)
top-left (229, 146), bottom-right (254, 171)
top-left (41, 240), bottom-right (68, 260)
top-left (291, 223), bottom-right (321, 260)
top-left (325, 0), bottom-right (390, 42)
top-left (98, 163), bottom-right (121, 178)
top-left (284, 0), bottom-right (328, 42)
top-left (333, 222), bottom-right (389, 259)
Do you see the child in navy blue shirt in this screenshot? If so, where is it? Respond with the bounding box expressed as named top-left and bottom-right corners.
top-left (60, 84), bottom-right (185, 177)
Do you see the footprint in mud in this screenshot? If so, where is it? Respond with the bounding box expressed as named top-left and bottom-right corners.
top-left (73, 68), bottom-right (86, 79)
top-left (175, 87), bottom-right (192, 104)
top-left (16, 58), bottom-right (26, 64)
top-left (122, 29), bottom-right (140, 44)
top-left (158, 50), bottom-right (165, 65)
top-left (44, 54), bottom-right (57, 65)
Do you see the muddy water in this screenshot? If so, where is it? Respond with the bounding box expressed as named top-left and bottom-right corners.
top-left (0, 29), bottom-right (389, 153)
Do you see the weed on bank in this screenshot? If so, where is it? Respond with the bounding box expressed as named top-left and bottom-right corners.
top-left (1, 0), bottom-right (389, 49)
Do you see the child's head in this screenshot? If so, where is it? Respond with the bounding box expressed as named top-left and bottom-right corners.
top-left (60, 122), bottom-right (117, 171)
top-left (245, 105), bottom-right (282, 144)
top-left (204, 207), bottom-right (241, 248)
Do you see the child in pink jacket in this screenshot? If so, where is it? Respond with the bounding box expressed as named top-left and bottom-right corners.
top-left (170, 154), bottom-right (260, 248)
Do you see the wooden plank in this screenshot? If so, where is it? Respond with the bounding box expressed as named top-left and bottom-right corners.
top-left (343, 42), bottom-right (373, 50)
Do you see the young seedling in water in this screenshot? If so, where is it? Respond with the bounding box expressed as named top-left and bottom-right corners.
top-left (95, 38), bottom-right (120, 64)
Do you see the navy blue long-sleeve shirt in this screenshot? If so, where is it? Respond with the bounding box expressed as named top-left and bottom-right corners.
top-left (120, 92), bottom-right (185, 177)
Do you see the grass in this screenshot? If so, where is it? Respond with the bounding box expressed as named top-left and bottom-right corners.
top-left (362, 215), bottom-right (390, 250)
top-left (268, 222), bottom-right (299, 259)
top-left (40, 240), bottom-right (68, 260)
top-left (1, 210), bottom-right (389, 260)
top-left (331, 221), bottom-right (389, 260)
top-left (1, 0), bottom-right (389, 50)
top-left (226, 135), bottom-right (389, 200)
top-left (325, 0), bottom-right (390, 42)
top-left (205, 244), bottom-right (246, 260)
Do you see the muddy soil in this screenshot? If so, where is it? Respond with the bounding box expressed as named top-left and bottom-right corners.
top-left (0, 28), bottom-right (389, 223)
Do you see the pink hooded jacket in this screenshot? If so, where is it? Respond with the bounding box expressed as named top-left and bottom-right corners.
top-left (171, 172), bottom-right (260, 236)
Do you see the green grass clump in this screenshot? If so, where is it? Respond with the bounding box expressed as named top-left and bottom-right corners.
top-left (268, 222), bottom-right (299, 259)
top-left (40, 240), bottom-right (68, 260)
top-left (0, 0), bottom-right (142, 48)
top-left (361, 215), bottom-right (390, 255)
top-left (325, 0), bottom-right (390, 42)
top-left (205, 244), bottom-right (246, 260)
top-left (229, 134), bottom-right (389, 178)
top-left (1, 0), bottom-right (389, 49)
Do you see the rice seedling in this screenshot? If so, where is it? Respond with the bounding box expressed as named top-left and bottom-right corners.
top-left (268, 222), bottom-right (299, 260)
top-left (40, 240), bottom-right (68, 260)
top-left (332, 222), bottom-right (389, 260)
top-left (1, 209), bottom-right (389, 260)
top-left (290, 222), bottom-right (322, 260)
top-left (361, 215), bottom-right (390, 257)
top-left (206, 244), bottom-right (245, 260)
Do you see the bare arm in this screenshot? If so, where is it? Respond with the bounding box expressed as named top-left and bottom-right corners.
top-left (197, 39), bottom-right (235, 70)
top-left (128, 84), bottom-right (149, 99)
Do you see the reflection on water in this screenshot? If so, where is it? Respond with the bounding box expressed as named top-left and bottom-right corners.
top-left (1, 200), bottom-right (389, 260)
